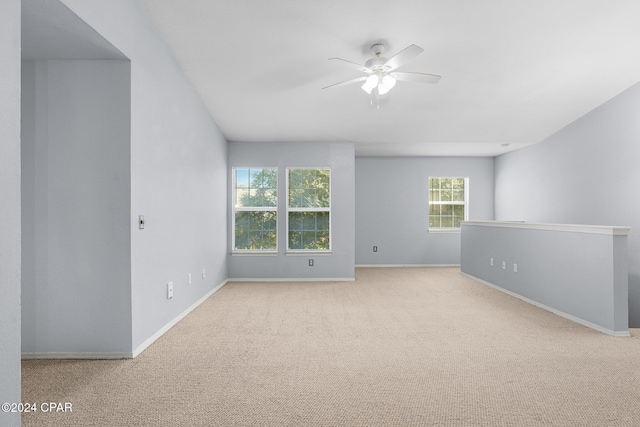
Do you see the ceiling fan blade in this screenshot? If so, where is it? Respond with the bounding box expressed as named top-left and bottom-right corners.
top-left (328, 57), bottom-right (372, 74)
top-left (391, 71), bottom-right (441, 84)
top-left (383, 44), bottom-right (424, 71)
top-left (322, 76), bottom-right (368, 90)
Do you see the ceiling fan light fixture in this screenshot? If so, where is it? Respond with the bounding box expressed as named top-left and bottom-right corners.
top-left (361, 74), bottom-right (379, 94)
top-left (378, 74), bottom-right (396, 95)
top-left (326, 43), bottom-right (439, 103)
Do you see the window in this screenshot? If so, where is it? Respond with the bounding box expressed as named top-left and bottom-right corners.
top-left (429, 177), bottom-right (468, 230)
top-left (287, 168), bottom-right (331, 251)
top-left (232, 168), bottom-right (277, 251)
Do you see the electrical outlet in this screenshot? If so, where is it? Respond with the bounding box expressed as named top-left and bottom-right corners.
top-left (513, 263), bottom-right (518, 273)
top-left (309, 259), bottom-right (314, 267)
top-left (490, 258), bottom-right (494, 266)
top-left (167, 281), bottom-right (173, 299)
top-left (188, 273), bottom-right (192, 285)
top-left (502, 261), bottom-right (506, 270)
top-left (373, 246), bottom-right (378, 252)
top-left (202, 269), bottom-right (206, 279)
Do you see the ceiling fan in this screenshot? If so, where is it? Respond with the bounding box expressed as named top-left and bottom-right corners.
top-left (323, 43), bottom-right (441, 101)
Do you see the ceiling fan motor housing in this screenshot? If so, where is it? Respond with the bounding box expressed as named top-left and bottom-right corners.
top-left (365, 57), bottom-right (388, 71)
top-left (366, 43), bottom-right (390, 72)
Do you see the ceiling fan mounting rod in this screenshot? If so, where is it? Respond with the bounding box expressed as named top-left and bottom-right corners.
top-left (365, 44), bottom-right (389, 71)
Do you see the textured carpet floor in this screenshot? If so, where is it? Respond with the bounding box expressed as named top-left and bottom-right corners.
top-left (21, 267), bottom-right (640, 426)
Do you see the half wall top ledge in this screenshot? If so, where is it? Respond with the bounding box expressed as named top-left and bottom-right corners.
top-left (462, 220), bottom-right (631, 236)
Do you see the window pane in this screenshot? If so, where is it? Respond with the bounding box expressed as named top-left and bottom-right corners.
top-left (288, 168), bottom-right (330, 208)
top-left (249, 169), bottom-right (261, 186)
top-left (452, 189), bottom-right (464, 202)
top-left (236, 169), bottom-right (249, 189)
top-left (316, 232), bottom-right (330, 249)
top-left (235, 189), bottom-right (249, 207)
top-left (288, 211), bottom-right (330, 250)
top-left (235, 232), bottom-right (248, 249)
top-left (234, 211), bottom-right (277, 250)
top-left (263, 230), bottom-right (277, 248)
top-left (302, 231), bottom-right (317, 249)
top-left (302, 189), bottom-right (316, 207)
top-left (248, 211), bottom-right (262, 231)
top-left (317, 169), bottom-right (330, 187)
top-left (289, 212), bottom-right (302, 230)
top-left (235, 211), bottom-right (249, 229)
top-left (316, 212), bottom-right (329, 231)
top-left (288, 231), bottom-right (302, 250)
top-left (288, 188), bottom-right (302, 208)
top-left (289, 169), bottom-right (303, 188)
top-left (250, 188), bottom-right (277, 207)
top-left (235, 168), bottom-right (277, 207)
top-left (264, 213), bottom-right (277, 231)
top-left (302, 212), bottom-right (316, 230)
top-left (317, 189), bottom-right (329, 207)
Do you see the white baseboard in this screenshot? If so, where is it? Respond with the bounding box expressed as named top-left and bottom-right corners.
top-left (227, 277), bottom-right (355, 282)
top-left (460, 272), bottom-right (630, 337)
top-left (22, 280), bottom-right (230, 360)
top-left (22, 352), bottom-right (132, 360)
top-left (356, 264), bottom-right (460, 268)
top-left (132, 279), bottom-right (229, 358)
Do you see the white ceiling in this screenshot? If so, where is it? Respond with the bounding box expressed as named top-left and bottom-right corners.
top-left (139, 0), bottom-right (640, 157)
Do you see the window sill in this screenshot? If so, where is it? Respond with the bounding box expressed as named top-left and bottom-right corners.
top-left (286, 251), bottom-right (332, 256)
top-left (231, 251), bottom-right (278, 256)
top-left (428, 228), bottom-right (461, 234)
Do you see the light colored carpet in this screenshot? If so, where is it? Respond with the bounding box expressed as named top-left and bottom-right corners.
top-left (21, 267), bottom-right (640, 426)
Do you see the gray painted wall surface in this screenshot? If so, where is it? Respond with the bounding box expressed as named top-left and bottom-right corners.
top-left (228, 142), bottom-right (355, 279)
top-left (58, 0), bottom-right (229, 351)
top-left (355, 157), bottom-right (494, 265)
top-left (0, 0), bottom-right (21, 424)
top-left (21, 60), bottom-right (132, 354)
top-left (461, 223), bottom-right (629, 335)
top-left (494, 81), bottom-right (640, 326)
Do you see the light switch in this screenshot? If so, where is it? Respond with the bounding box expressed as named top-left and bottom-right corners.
top-left (139, 215), bottom-right (145, 230)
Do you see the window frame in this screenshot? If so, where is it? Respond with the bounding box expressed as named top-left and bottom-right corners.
top-left (231, 167), bottom-right (278, 254)
top-left (428, 176), bottom-right (469, 233)
top-left (286, 167), bottom-right (332, 253)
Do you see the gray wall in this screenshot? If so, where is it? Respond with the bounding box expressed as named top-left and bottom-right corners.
top-left (495, 81), bottom-right (640, 326)
top-left (0, 0), bottom-right (21, 424)
top-left (21, 60), bottom-right (132, 355)
top-left (355, 157), bottom-right (494, 265)
top-left (228, 141), bottom-right (355, 279)
top-left (54, 0), bottom-right (229, 352)
top-left (461, 222), bottom-right (629, 335)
